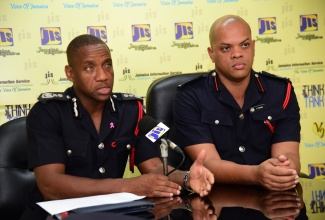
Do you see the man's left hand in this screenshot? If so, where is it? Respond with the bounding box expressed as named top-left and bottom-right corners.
top-left (188, 149), bottom-right (215, 197)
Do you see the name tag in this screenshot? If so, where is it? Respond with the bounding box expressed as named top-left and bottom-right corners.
top-left (250, 104), bottom-right (266, 113)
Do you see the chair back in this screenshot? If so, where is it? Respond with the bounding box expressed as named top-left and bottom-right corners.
top-left (146, 73), bottom-right (207, 170)
top-left (0, 117), bottom-right (36, 220)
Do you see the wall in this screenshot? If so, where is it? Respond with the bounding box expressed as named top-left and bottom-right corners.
top-left (0, 0), bottom-right (324, 179)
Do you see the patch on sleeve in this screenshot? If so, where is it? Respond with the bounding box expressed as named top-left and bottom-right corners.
top-left (111, 93), bottom-right (143, 101)
top-left (38, 92), bottom-right (71, 104)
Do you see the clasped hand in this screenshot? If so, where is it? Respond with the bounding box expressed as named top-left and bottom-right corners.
top-left (257, 155), bottom-right (299, 191)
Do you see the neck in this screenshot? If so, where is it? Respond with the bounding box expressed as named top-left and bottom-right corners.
top-left (219, 75), bottom-right (250, 109)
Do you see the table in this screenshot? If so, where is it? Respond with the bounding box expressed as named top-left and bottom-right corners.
top-left (49, 177), bottom-right (325, 220)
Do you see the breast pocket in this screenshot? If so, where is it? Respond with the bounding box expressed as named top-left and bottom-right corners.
top-left (113, 136), bottom-right (136, 155)
top-left (201, 110), bottom-right (234, 151)
top-left (109, 135), bottom-right (137, 175)
top-left (64, 137), bottom-right (89, 158)
top-left (63, 137), bottom-right (90, 174)
top-left (251, 107), bottom-right (286, 127)
top-left (250, 107), bottom-right (287, 147)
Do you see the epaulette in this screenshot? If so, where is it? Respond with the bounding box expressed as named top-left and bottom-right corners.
top-left (111, 93), bottom-right (143, 101)
top-left (178, 74), bottom-right (207, 88)
top-left (38, 92), bottom-right (71, 104)
top-left (258, 71), bottom-right (291, 83)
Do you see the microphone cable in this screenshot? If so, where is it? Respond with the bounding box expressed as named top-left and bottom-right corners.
top-left (166, 149), bottom-right (185, 176)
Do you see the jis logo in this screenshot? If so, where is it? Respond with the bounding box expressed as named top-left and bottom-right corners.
top-left (145, 122), bottom-right (169, 143)
top-left (132, 24), bottom-right (151, 42)
top-left (300, 14), bottom-right (318, 32)
top-left (87, 26), bottom-right (107, 43)
top-left (175, 22), bottom-right (193, 40)
top-left (0, 28), bottom-right (14, 46)
top-left (40, 27), bottom-right (62, 45)
top-left (258, 17), bottom-right (276, 35)
top-left (309, 163), bottom-right (325, 179)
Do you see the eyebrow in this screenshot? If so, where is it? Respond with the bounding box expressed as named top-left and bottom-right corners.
top-left (220, 37), bottom-right (250, 46)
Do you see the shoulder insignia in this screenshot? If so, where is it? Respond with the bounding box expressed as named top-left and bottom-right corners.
top-left (178, 74), bottom-right (207, 88)
top-left (258, 71), bottom-right (291, 82)
top-left (111, 93), bottom-right (143, 101)
top-left (38, 92), bottom-right (71, 104)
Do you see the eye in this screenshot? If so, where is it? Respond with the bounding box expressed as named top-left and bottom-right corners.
top-left (221, 46), bottom-right (230, 52)
top-left (104, 62), bottom-right (112, 69)
top-left (242, 42), bottom-right (250, 48)
top-left (85, 66), bottom-right (93, 71)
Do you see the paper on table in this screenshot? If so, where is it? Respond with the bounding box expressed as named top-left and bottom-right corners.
top-left (37, 192), bottom-right (145, 216)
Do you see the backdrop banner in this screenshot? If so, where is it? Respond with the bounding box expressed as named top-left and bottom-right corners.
top-left (0, 0), bottom-right (324, 180)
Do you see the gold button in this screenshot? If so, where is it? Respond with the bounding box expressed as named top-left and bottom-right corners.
top-left (67, 150), bottom-right (72, 155)
top-left (239, 114), bottom-right (244, 120)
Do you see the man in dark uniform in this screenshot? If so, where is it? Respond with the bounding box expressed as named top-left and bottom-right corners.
top-left (21, 34), bottom-right (214, 219)
top-left (173, 15), bottom-right (301, 191)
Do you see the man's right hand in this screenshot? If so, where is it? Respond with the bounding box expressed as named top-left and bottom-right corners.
top-left (129, 173), bottom-right (181, 197)
top-left (256, 158), bottom-right (299, 191)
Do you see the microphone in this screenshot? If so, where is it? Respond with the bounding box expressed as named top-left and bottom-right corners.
top-left (139, 115), bottom-right (184, 155)
top-left (138, 116), bottom-right (185, 176)
top-left (138, 116), bottom-right (184, 155)
top-left (160, 139), bottom-right (168, 176)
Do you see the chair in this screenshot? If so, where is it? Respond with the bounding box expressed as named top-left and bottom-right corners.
top-left (0, 117), bottom-right (36, 220)
top-left (146, 72), bottom-right (207, 170)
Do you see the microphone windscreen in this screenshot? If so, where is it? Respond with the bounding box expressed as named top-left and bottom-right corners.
top-left (138, 116), bottom-right (159, 136)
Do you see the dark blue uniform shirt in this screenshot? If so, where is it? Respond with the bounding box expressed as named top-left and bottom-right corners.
top-left (173, 70), bottom-right (300, 165)
top-left (21, 87), bottom-right (159, 220)
top-left (27, 87), bottom-right (159, 179)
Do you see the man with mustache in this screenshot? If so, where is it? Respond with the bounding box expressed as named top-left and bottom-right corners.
top-left (21, 34), bottom-right (214, 219)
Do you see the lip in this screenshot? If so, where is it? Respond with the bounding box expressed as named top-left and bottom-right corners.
top-left (232, 62), bottom-right (246, 70)
top-left (96, 86), bottom-right (111, 95)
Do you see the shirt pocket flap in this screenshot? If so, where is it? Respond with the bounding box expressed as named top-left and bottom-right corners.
top-left (113, 136), bottom-right (137, 153)
top-left (251, 108), bottom-right (286, 121)
top-left (64, 138), bottom-right (88, 158)
top-left (201, 110), bottom-right (233, 126)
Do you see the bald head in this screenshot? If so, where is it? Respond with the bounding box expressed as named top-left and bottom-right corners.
top-left (209, 15), bottom-right (251, 47)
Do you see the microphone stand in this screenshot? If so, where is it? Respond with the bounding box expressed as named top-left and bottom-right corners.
top-left (160, 139), bottom-right (168, 176)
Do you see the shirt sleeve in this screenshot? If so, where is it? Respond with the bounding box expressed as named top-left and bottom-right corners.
top-left (173, 86), bottom-right (214, 148)
top-left (27, 102), bottom-right (66, 170)
top-left (272, 83), bottom-right (301, 143)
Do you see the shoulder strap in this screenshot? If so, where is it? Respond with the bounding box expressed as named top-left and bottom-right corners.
top-left (38, 92), bottom-right (70, 104)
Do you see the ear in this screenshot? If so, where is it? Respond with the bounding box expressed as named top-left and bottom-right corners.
top-left (65, 65), bottom-right (74, 82)
top-left (207, 47), bottom-right (215, 63)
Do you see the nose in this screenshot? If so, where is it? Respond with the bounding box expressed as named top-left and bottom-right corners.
top-left (231, 47), bottom-right (244, 59)
top-left (94, 67), bottom-right (109, 81)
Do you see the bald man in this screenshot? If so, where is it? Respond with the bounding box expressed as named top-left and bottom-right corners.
top-left (173, 15), bottom-right (301, 191)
